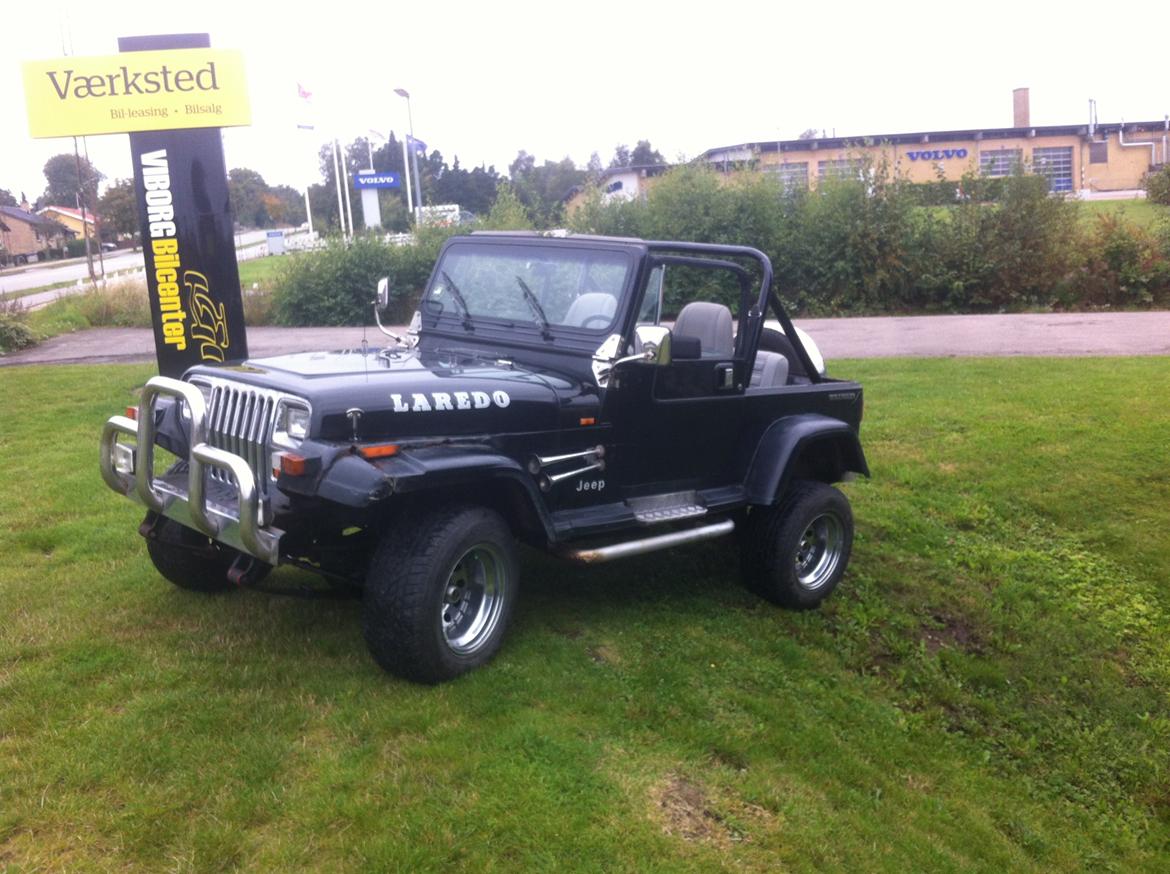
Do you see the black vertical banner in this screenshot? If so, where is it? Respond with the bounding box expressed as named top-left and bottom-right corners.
top-left (120, 33), bottom-right (248, 377)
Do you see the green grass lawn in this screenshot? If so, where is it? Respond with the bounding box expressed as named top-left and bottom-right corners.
top-left (1, 359), bottom-right (1168, 871)
top-left (238, 255), bottom-right (294, 291)
top-left (1080, 199), bottom-right (1167, 228)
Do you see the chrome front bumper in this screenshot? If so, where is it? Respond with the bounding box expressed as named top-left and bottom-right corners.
top-left (100, 375), bottom-right (283, 565)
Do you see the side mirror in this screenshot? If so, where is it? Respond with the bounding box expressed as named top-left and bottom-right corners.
top-left (633, 325), bottom-right (672, 365)
top-left (373, 277), bottom-right (406, 344)
top-left (591, 325), bottom-right (674, 387)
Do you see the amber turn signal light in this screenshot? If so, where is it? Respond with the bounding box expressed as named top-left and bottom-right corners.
top-left (358, 443), bottom-right (399, 460)
top-left (279, 453), bottom-right (307, 477)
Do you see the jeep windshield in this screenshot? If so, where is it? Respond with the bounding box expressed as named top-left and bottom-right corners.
top-left (422, 241), bottom-right (632, 333)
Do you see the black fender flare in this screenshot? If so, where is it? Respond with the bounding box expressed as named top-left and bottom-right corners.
top-left (743, 414), bottom-right (869, 505)
top-left (314, 444), bottom-right (556, 542)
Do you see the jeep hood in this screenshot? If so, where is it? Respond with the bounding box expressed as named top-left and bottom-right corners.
top-left (186, 347), bottom-right (588, 441)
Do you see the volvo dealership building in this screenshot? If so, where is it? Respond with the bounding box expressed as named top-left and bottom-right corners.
top-left (701, 90), bottom-right (1168, 197)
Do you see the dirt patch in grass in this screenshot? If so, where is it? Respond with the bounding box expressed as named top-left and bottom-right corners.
top-left (650, 774), bottom-right (771, 848)
top-left (921, 611), bottom-right (985, 655)
top-left (587, 643), bottom-right (620, 665)
top-left (653, 775), bottom-right (732, 845)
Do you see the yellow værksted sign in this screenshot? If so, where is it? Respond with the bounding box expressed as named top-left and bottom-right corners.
top-left (23, 47), bottom-right (250, 138)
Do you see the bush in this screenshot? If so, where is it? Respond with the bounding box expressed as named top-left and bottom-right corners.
top-left (1144, 165), bottom-right (1170, 206)
top-left (1078, 213), bottom-right (1170, 308)
top-left (0, 299), bottom-right (35, 353)
top-left (74, 280), bottom-right (154, 327)
top-left (65, 238), bottom-right (89, 258)
top-left (272, 228), bottom-right (459, 326)
top-left (932, 174), bottom-right (1082, 312)
top-left (242, 288), bottom-right (277, 326)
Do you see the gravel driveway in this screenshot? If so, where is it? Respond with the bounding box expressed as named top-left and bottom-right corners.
top-left (2, 312), bottom-right (1169, 367)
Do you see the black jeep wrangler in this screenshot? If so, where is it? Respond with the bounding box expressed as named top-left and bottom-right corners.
top-left (101, 233), bottom-right (867, 683)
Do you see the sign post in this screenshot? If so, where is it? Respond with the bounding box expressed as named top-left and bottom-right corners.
top-left (119, 33), bottom-right (248, 376)
top-left (355, 170), bottom-right (401, 230)
top-left (23, 32), bottom-right (252, 377)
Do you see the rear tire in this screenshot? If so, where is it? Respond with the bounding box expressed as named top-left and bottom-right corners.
top-left (145, 516), bottom-right (269, 593)
top-left (363, 505), bottom-right (518, 684)
top-left (740, 480), bottom-right (853, 609)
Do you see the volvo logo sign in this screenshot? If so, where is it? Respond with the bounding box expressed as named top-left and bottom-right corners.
top-left (906, 148), bottom-right (969, 161)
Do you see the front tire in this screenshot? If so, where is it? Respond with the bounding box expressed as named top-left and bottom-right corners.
top-left (145, 515), bottom-right (269, 593)
top-left (741, 480), bottom-right (853, 609)
top-left (363, 505), bottom-right (518, 684)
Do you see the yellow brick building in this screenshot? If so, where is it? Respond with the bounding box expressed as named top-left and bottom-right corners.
top-left (702, 120), bottom-right (1169, 196)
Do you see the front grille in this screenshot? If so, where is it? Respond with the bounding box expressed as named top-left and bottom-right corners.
top-left (202, 381), bottom-right (282, 499)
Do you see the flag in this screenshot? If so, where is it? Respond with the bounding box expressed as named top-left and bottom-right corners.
top-left (407, 135), bottom-right (427, 155)
top-left (295, 82), bottom-right (315, 131)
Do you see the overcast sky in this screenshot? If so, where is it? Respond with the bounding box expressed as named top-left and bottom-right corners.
top-left (5, 0), bottom-right (1169, 203)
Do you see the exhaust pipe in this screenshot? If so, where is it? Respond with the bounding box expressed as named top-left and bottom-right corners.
top-left (560, 518), bottom-right (735, 564)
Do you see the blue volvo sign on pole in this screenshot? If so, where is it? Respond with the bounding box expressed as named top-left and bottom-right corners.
top-left (354, 173), bottom-right (402, 189)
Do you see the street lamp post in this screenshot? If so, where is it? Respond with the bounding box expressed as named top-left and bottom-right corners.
top-left (394, 87), bottom-right (424, 224)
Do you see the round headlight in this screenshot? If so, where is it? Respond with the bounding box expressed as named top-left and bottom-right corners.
top-left (275, 401), bottom-right (311, 445)
top-left (180, 380), bottom-right (214, 421)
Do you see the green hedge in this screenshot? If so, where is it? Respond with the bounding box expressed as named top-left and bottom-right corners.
top-left (570, 165), bottom-right (1170, 314)
top-left (269, 170), bottom-right (1170, 326)
top-left (271, 228), bottom-right (460, 326)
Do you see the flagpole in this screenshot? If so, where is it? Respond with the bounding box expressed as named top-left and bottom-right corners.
top-left (332, 138), bottom-right (347, 238)
top-left (295, 84), bottom-right (317, 237)
top-left (401, 136), bottom-right (414, 227)
top-left (341, 147), bottom-right (355, 238)
top-left (395, 88), bottom-right (422, 224)
top-left (410, 137), bottom-right (423, 224)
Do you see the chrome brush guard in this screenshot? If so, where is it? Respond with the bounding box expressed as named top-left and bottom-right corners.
top-left (100, 375), bottom-right (283, 565)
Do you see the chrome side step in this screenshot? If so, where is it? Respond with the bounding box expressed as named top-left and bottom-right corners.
top-left (560, 518), bottom-right (735, 564)
top-left (627, 491), bottom-right (708, 524)
top-left (633, 504), bottom-right (708, 523)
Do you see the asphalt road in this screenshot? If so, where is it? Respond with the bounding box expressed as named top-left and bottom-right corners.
top-left (3, 311), bottom-right (1168, 368)
top-left (0, 229), bottom-right (275, 301)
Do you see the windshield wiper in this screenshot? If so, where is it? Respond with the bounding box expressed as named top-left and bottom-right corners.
top-left (515, 276), bottom-right (553, 340)
top-left (439, 270), bottom-right (474, 331)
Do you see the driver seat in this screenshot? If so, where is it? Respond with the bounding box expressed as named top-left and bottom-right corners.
top-left (673, 302), bottom-right (734, 358)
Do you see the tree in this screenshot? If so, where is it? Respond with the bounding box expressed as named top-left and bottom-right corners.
top-left (508, 152), bottom-right (584, 227)
top-left (228, 167), bottom-right (271, 227)
top-left (0, 189), bottom-right (16, 207)
top-left (481, 184), bottom-right (534, 231)
top-left (608, 141), bottom-right (663, 169)
top-left (586, 152), bottom-right (604, 183)
top-left (798, 128), bottom-right (819, 140)
top-left (42, 153), bottom-right (103, 209)
top-left (629, 140), bottom-right (665, 166)
top-left (98, 178), bottom-right (139, 239)
top-left (432, 156), bottom-right (501, 215)
top-left (269, 185), bottom-right (307, 226)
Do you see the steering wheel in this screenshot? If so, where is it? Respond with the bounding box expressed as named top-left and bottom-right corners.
top-left (580, 314), bottom-right (611, 329)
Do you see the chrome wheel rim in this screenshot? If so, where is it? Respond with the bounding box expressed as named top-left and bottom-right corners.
top-left (794, 513), bottom-right (844, 591)
top-left (441, 544), bottom-right (508, 655)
